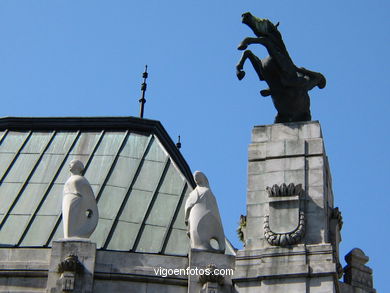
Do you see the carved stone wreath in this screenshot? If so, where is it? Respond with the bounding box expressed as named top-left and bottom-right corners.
top-left (263, 183), bottom-right (305, 246)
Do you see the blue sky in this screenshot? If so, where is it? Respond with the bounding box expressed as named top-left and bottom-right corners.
top-left (0, 1), bottom-right (389, 291)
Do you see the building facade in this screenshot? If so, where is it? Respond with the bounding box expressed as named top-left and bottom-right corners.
top-left (0, 117), bottom-right (375, 292)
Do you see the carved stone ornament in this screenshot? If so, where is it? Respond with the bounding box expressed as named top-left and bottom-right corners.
top-left (263, 183), bottom-right (305, 246)
top-left (57, 255), bottom-right (84, 292)
top-left (198, 264), bottom-right (225, 285)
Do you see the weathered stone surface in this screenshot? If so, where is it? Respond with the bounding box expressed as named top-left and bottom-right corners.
top-left (343, 248), bottom-right (376, 293)
top-left (188, 249), bottom-right (235, 293)
top-left (238, 121), bottom-right (341, 292)
top-left (47, 240), bottom-right (96, 293)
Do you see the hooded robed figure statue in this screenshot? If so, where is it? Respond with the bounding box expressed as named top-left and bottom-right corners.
top-left (185, 171), bottom-right (225, 253)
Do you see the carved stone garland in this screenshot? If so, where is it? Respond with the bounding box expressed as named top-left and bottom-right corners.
top-left (263, 183), bottom-right (305, 246)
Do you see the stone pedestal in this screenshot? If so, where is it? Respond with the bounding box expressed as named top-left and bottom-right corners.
top-left (46, 240), bottom-right (96, 293)
top-left (343, 248), bottom-right (376, 293)
top-left (188, 249), bottom-right (235, 293)
top-left (234, 121), bottom-right (342, 293)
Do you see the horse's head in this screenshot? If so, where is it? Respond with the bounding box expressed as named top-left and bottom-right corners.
top-left (241, 12), bottom-right (281, 39)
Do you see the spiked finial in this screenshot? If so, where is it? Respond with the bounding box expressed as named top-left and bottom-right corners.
top-left (176, 135), bottom-right (182, 150)
top-left (139, 65), bottom-right (148, 118)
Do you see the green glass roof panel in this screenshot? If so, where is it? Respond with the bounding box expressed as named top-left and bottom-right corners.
top-left (50, 221), bottom-right (63, 244)
top-left (20, 215), bottom-right (57, 246)
top-left (164, 228), bottom-right (189, 255)
top-left (20, 132), bottom-right (52, 154)
top-left (45, 132), bottom-right (78, 154)
top-left (135, 224), bottom-right (166, 253)
top-left (83, 155), bottom-right (114, 185)
top-left (97, 185), bottom-right (127, 220)
top-left (69, 132), bottom-right (101, 155)
top-left (133, 160), bottom-right (165, 192)
top-left (3, 153), bottom-right (39, 183)
top-left (106, 221), bottom-right (140, 251)
top-left (0, 131), bottom-right (29, 153)
top-left (94, 132), bottom-right (126, 156)
top-left (29, 154), bottom-right (64, 184)
top-left (172, 192), bottom-right (191, 230)
top-left (0, 214), bottom-right (29, 246)
top-left (144, 137), bottom-right (168, 162)
top-left (37, 183), bottom-right (63, 216)
top-left (106, 156), bottom-right (139, 188)
top-left (0, 183), bottom-right (23, 214)
top-left (0, 153), bottom-right (15, 179)
top-left (118, 189), bottom-right (153, 223)
top-left (11, 183), bottom-right (47, 215)
top-left (145, 193), bottom-right (180, 227)
top-left (120, 133), bottom-right (150, 158)
top-left (159, 163), bottom-right (186, 196)
top-left (89, 218), bottom-right (113, 249)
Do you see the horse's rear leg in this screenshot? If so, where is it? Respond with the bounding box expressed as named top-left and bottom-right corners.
top-left (236, 50), bottom-right (265, 81)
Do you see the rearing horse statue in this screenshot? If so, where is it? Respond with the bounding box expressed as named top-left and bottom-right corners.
top-left (236, 12), bottom-right (326, 123)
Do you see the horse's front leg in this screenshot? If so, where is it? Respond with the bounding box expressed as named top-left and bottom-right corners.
top-left (238, 37), bottom-right (265, 50)
top-left (236, 50), bottom-right (249, 80)
top-left (236, 50), bottom-right (265, 83)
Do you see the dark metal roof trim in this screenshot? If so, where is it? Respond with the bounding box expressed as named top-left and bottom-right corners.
top-left (0, 116), bottom-right (195, 188)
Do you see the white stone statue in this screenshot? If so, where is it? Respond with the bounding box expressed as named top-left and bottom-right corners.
top-left (185, 171), bottom-right (225, 253)
top-left (62, 160), bottom-right (99, 240)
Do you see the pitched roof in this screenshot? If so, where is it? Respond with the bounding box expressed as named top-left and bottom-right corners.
top-left (0, 116), bottom-right (197, 255)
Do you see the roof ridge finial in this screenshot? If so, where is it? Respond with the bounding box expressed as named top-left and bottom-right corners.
top-left (176, 135), bottom-right (182, 150)
top-left (139, 65), bottom-right (148, 118)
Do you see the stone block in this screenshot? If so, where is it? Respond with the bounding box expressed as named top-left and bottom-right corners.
top-left (270, 124), bottom-right (299, 141)
top-left (308, 276), bottom-right (337, 293)
top-left (308, 168), bottom-right (324, 187)
top-left (265, 141), bottom-right (285, 157)
top-left (234, 280), bottom-right (261, 293)
top-left (247, 203), bottom-right (267, 218)
top-left (248, 143), bottom-right (266, 161)
top-left (245, 216), bottom-right (265, 239)
top-left (307, 156), bottom-right (324, 170)
top-left (306, 138), bottom-right (324, 155)
top-left (93, 280), bottom-right (147, 293)
top-left (245, 237), bottom-right (268, 250)
top-left (248, 161), bottom-right (266, 175)
top-left (246, 190), bottom-right (267, 205)
top-left (284, 169), bottom-right (305, 185)
top-left (265, 157), bottom-right (305, 173)
top-left (307, 186), bottom-right (325, 207)
top-left (262, 277), bottom-right (307, 292)
top-left (298, 122), bottom-right (322, 139)
top-left (285, 140), bottom-right (305, 156)
top-left (252, 126), bottom-right (270, 143)
top-left (47, 240), bottom-right (96, 293)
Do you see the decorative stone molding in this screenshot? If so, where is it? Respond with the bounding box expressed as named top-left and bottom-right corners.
top-left (198, 264), bottom-right (224, 286)
top-left (57, 255), bottom-right (84, 292)
top-left (237, 215), bottom-right (247, 244)
top-left (264, 183), bottom-right (305, 246)
top-left (331, 207), bottom-right (343, 229)
top-left (58, 255), bottom-right (84, 274)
